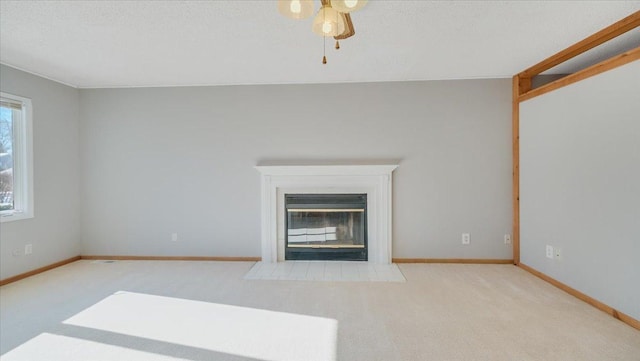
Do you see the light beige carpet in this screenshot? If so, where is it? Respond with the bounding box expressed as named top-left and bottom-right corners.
top-left (1, 260), bottom-right (638, 360)
top-left (244, 261), bottom-right (406, 282)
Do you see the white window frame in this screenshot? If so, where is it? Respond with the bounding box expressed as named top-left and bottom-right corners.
top-left (0, 92), bottom-right (34, 222)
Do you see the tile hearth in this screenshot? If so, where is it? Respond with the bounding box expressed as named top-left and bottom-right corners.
top-left (243, 261), bottom-right (406, 282)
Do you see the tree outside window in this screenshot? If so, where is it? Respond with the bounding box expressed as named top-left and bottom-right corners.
top-left (0, 106), bottom-right (13, 211)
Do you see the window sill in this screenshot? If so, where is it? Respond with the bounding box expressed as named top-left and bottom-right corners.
top-left (0, 212), bottom-right (34, 223)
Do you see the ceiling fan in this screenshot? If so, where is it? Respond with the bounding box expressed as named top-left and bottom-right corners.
top-left (278, 0), bottom-right (368, 64)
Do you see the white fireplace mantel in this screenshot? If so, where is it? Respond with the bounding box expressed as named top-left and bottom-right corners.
top-left (255, 165), bottom-right (399, 264)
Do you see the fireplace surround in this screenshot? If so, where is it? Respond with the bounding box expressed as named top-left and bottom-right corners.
top-left (255, 165), bottom-right (398, 264)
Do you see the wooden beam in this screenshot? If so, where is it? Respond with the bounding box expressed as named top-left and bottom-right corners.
top-left (519, 11), bottom-right (640, 78)
top-left (518, 76), bottom-right (532, 95)
top-left (512, 75), bottom-right (521, 265)
top-left (519, 46), bottom-right (640, 102)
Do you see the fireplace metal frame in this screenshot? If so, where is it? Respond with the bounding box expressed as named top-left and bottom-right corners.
top-left (284, 194), bottom-right (368, 261)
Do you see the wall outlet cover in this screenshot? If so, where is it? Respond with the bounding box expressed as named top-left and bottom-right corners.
top-left (504, 234), bottom-right (512, 244)
top-left (462, 233), bottom-right (470, 245)
top-left (546, 245), bottom-right (554, 259)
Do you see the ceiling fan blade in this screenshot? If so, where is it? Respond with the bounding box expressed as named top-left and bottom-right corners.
top-left (335, 13), bottom-right (355, 40)
top-left (320, 0), bottom-right (356, 40)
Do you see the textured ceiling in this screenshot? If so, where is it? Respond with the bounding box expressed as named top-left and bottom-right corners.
top-left (1, 1), bottom-right (638, 88)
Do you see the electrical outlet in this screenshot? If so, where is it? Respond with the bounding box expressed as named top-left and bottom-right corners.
top-left (25, 244), bottom-right (33, 255)
top-left (546, 245), bottom-right (554, 259)
top-left (462, 233), bottom-right (470, 245)
top-left (171, 233), bottom-right (178, 242)
top-left (504, 234), bottom-right (512, 244)
top-left (554, 247), bottom-right (562, 260)
top-left (12, 249), bottom-right (21, 257)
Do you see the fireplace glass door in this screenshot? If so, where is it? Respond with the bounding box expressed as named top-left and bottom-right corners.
top-left (285, 194), bottom-right (367, 261)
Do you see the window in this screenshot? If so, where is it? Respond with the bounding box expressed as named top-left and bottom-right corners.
top-left (0, 92), bottom-right (33, 222)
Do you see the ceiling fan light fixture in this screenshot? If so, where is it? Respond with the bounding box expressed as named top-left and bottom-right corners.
top-left (330, 0), bottom-right (368, 13)
top-left (278, 0), bottom-right (314, 20)
top-left (312, 4), bottom-right (346, 37)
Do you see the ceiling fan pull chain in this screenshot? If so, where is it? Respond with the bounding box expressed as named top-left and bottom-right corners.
top-left (335, 40), bottom-right (340, 50)
top-left (322, 35), bottom-right (327, 64)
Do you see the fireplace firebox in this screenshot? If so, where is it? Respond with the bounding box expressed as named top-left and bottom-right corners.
top-left (285, 194), bottom-right (367, 261)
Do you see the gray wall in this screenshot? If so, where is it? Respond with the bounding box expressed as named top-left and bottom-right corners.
top-left (0, 65), bottom-right (81, 280)
top-left (520, 60), bottom-right (640, 319)
top-left (80, 80), bottom-right (513, 259)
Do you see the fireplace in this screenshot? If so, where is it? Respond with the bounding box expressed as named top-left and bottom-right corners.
top-left (285, 194), bottom-right (367, 261)
top-left (255, 164), bottom-right (398, 264)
